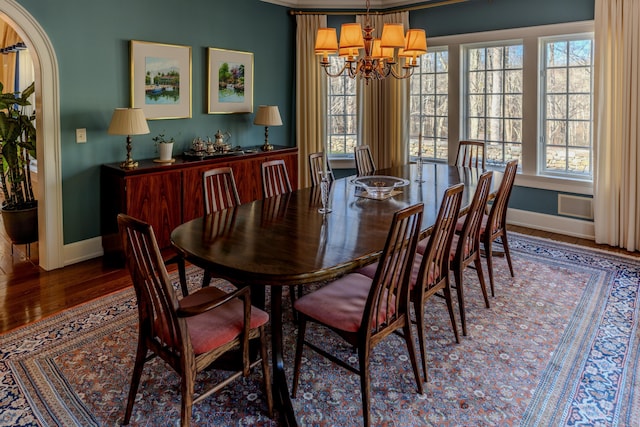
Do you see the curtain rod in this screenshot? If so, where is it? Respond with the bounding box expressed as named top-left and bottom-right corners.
top-left (289, 0), bottom-right (469, 16)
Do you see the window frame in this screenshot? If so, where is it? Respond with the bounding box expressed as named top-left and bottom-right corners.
top-left (429, 20), bottom-right (594, 195)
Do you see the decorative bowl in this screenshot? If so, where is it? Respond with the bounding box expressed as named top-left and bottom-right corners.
top-left (351, 175), bottom-right (410, 198)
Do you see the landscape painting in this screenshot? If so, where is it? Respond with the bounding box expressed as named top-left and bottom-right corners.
top-left (144, 56), bottom-right (180, 105)
top-left (208, 48), bottom-right (253, 114)
top-left (131, 40), bottom-right (192, 119)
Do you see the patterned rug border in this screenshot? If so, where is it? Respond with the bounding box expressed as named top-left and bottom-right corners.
top-left (1, 234), bottom-right (639, 427)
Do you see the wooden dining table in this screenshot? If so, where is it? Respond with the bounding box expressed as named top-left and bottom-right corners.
top-left (170, 162), bottom-right (500, 426)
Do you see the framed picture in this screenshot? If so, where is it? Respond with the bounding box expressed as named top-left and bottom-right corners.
top-left (130, 40), bottom-right (192, 120)
top-left (207, 48), bottom-right (253, 114)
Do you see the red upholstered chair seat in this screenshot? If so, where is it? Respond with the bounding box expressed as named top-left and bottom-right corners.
top-left (180, 287), bottom-right (269, 355)
top-left (293, 272), bottom-right (395, 333)
top-left (357, 253), bottom-right (439, 291)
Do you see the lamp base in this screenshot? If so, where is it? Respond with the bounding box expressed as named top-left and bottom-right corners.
top-left (261, 143), bottom-right (274, 152)
top-left (120, 159), bottom-right (138, 169)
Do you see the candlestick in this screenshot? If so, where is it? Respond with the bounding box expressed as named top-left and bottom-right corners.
top-left (418, 134), bottom-right (422, 158)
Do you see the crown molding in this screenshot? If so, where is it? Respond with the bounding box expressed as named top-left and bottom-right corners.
top-left (260, 0), bottom-right (430, 9)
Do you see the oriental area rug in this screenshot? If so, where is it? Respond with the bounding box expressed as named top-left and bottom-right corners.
top-left (1, 233), bottom-right (639, 426)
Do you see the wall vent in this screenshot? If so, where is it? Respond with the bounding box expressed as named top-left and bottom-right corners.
top-left (557, 194), bottom-right (593, 220)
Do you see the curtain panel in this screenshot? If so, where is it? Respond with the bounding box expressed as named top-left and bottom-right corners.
top-left (295, 14), bottom-right (327, 189)
top-left (593, 0), bottom-right (640, 250)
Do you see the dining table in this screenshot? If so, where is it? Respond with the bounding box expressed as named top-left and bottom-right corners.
top-left (170, 162), bottom-right (501, 426)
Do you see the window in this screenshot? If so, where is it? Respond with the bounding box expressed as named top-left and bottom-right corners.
top-left (464, 42), bottom-right (523, 167)
top-left (409, 48), bottom-right (449, 162)
top-left (327, 56), bottom-right (357, 157)
top-left (540, 36), bottom-right (593, 178)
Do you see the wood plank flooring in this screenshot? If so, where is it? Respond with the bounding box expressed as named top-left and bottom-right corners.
top-left (1, 225), bottom-right (638, 334)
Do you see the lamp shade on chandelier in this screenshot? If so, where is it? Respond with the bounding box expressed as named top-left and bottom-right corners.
top-left (315, 0), bottom-right (427, 82)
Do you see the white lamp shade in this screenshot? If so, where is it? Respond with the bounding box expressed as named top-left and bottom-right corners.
top-left (108, 108), bottom-right (150, 136)
top-left (254, 105), bottom-right (282, 126)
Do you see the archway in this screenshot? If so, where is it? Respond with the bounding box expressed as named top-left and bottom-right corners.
top-left (0, 0), bottom-right (63, 270)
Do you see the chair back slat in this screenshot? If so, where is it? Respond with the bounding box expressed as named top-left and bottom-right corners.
top-left (354, 145), bottom-right (376, 176)
top-left (118, 214), bottom-right (184, 353)
top-left (261, 159), bottom-right (292, 198)
top-left (309, 152), bottom-right (334, 186)
top-left (364, 203), bottom-right (423, 336)
top-left (455, 140), bottom-right (486, 169)
top-left (417, 183), bottom-right (464, 292)
top-left (456, 171), bottom-right (493, 264)
top-left (486, 160), bottom-right (518, 237)
top-left (203, 167), bottom-right (241, 215)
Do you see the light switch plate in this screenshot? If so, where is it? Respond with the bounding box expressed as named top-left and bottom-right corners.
top-left (76, 128), bottom-right (87, 143)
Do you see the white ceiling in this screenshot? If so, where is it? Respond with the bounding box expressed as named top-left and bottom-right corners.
top-left (260, 0), bottom-right (438, 9)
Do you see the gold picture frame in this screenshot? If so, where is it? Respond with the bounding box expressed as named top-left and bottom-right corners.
top-left (130, 40), bottom-right (192, 120)
top-left (207, 47), bottom-right (253, 114)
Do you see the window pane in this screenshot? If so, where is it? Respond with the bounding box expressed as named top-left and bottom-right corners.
top-left (546, 69), bottom-right (567, 93)
top-left (569, 67), bottom-right (591, 92)
top-left (545, 120), bottom-right (566, 145)
top-left (541, 36), bottom-right (593, 177)
top-left (568, 121), bottom-right (591, 147)
top-left (568, 94), bottom-right (591, 120)
top-left (463, 42), bottom-right (523, 166)
top-left (409, 48), bottom-right (449, 162)
top-left (468, 48), bottom-right (485, 71)
top-left (546, 94), bottom-right (567, 119)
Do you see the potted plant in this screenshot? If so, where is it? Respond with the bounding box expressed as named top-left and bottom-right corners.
top-left (0, 81), bottom-right (38, 245)
top-left (152, 132), bottom-right (175, 162)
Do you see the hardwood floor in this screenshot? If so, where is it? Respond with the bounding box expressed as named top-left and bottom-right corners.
top-left (0, 225), bottom-right (638, 334)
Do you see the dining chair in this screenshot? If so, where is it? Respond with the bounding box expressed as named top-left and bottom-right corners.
top-left (354, 144), bottom-right (376, 176)
top-left (428, 170), bottom-right (493, 337)
top-left (202, 166), bottom-right (241, 214)
top-left (455, 140), bottom-right (486, 169)
top-left (358, 184), bottom-right (464, 382)
top-left (291, 203), bottom-right (425, 427)
top-left (261, 159), bottom-right (292, 198)
top-left (260, 159), bottom-right (300, 313)
top-left (308, 151), bottom-right (334, 186)
top-left (480, 159), bottom-right (518, 296)
top-left (118, 213), bottom-right (273, 427)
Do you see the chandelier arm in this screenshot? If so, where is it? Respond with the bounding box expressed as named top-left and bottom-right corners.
top-left (322, 61), bottom-right (351, 78)
top-left (388, 65), bottom-right (415, 79)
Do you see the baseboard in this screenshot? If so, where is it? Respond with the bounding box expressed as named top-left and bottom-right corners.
top-left (63, 236), bottom-right (103, 266)
top-left (507, 208), bottom-right (595, 240)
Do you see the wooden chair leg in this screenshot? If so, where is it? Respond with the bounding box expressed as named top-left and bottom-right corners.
top-left (414, 297), bottom-right (429, 383)
top-left (358, 348), bottom-right (372, 427)
top-left (123, 339), bottom-right (148, 425)
top-left (202, 270), bottom-right (212, 288)
top-left (177, 257), bottom-right (188, 297)
top-left (402, 320), bottom-right (424, 394)
top-left (484, 239), bottom-right (496, 297)
top-left (453, 267), bottom-right (467, 336)
top-left (180, 370), bottom-right (196, 427)
top-left (443, 279), bottom-right (460, 344)
top-left (501, 232), bottom-right (515, 277)
top-left (474, 256), bottom-right (490, 309)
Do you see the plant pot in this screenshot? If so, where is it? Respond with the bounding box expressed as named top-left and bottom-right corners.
top-left (158, 142), bottom-right (174, 161)
top-left (1, 202), bottom-right (38, 244)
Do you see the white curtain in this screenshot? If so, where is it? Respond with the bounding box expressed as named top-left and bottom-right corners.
top-left (593, 0), bottom-right (640, 250)
top-left (357, 11), bottom-right (410, 170)
top-left (296, 14), bottom-right (327, 189)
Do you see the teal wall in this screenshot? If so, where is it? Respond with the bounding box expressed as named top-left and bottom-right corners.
top-left (17, 0), bottom-right (294, 244)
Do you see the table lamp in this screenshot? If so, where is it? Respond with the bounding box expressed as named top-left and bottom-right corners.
top-left (254, 105), bottom-right (282, 152)
top-left (108, 108), bottom-right (150, 169)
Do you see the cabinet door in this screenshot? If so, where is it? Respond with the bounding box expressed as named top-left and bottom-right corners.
top-left (126, 171), bottom-right (182, 248)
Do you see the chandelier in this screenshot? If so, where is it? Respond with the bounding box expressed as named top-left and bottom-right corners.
top-left (314, 0), bottom-right (427, 83)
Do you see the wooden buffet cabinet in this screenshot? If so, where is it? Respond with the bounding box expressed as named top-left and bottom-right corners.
top-left (101, 146), bottom-right (298, 262)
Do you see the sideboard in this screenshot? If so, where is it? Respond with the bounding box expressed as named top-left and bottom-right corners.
top-left (101, 146), bottom-right (298, 264)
